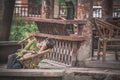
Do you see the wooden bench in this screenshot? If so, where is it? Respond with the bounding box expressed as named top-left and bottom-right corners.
top-left (93, 18), bottom-right (120, 61)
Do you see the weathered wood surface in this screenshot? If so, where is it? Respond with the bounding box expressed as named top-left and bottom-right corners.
top-left (107, 19), bottom-right (120, 27)
top-left (0, 41), bottom-right (19, 45)
top-left (34, 32), bottom-right (85, 41)
top-left (95, 18), bottom-right (120, 30)
top-left (25, 17), bottom-right (86, 25)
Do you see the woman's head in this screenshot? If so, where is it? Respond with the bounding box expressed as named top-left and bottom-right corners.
top-left (45, 38), bottom-right (54, 49)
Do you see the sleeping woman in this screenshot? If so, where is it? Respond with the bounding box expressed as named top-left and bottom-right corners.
top-left (7, 33), bottom-right (54, 69)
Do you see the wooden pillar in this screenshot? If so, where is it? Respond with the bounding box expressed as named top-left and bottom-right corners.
top-left (77, 0), bottom-right (84, 19)
top-left (54, 0), bottom-right (59, 18)
top-left (102, 0), bottom-right (113, 20)
top-left (89, 0), bottom-right (93, 20)
top-left (76, 0), bottom-right (90, 20)
top-left (49, 0), bottom-right (54, 18)
top-left (0, 0), bottom-right (15, 41)
top-left (41, 0), bottom-right (54, 18)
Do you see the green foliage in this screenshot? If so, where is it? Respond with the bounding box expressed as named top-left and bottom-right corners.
top-left (9, 17), bottom-right (38, 41)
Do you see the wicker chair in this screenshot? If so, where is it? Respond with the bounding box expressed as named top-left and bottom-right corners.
top-left (18, 49), bottom-right (51, 69)
top-left (17, 33), bottom-right (53, 69)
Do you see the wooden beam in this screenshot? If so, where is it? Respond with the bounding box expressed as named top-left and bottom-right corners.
top-left (25, 17), bottom-right (86, 25)
top-left (34, 32), bottom-right (85, 41)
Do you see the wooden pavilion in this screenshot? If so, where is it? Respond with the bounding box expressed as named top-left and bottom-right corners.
top-left (0, 0), bottom-right (120, 68)
top-left (0, 0), bottom-right (120, 80)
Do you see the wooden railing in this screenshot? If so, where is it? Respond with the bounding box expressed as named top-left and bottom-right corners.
top-left (46, 38), bottom-right (79, 66)
top-left (93, 18), bottom-right (120, 61)
top-left (14, 3), bottom-right (68, 18)
top-left (14, 3), bottom-right (120, 19)
top-left (25, 17), bottom-right (86, 35)
top-left (34, 33), bottom-right (85, 66)
top-left (14, 3), bottom-right (41, 17)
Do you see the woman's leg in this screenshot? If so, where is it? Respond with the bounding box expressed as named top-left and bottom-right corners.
top-left (7, 53), bottom-right (23, 69)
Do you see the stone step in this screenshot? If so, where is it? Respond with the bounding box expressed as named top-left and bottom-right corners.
top-left (0, 68), bottom-right (120, 80)
top-left (85, 58), bottom-right (120, 69)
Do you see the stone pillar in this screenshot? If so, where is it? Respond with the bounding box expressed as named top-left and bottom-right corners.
top-left (76, 0), bottom-right (93, 67)
top-left (77, 21), bottom-right (92, 67)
